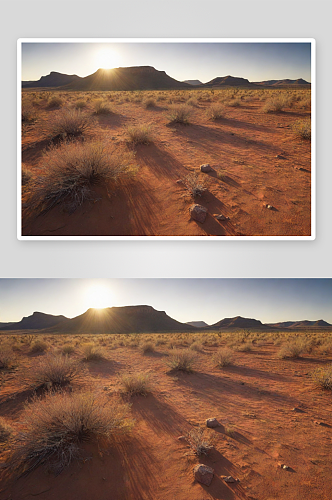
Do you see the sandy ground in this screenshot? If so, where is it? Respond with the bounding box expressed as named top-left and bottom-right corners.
top-left (21, 92), bottom-right (311, 236)
top-left (0, 337), bottom-right (330, 500)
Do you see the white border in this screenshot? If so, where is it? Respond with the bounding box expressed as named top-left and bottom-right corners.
top-left (17, 38), bottom-right (316, 241)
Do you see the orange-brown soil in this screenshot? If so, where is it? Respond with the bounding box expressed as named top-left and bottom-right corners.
top-left (0, 336), bottom-right (330, 499)
top-left (21, 91), bottom-right (311, 236)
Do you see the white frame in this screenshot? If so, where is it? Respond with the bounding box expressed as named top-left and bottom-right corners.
top-left (17, 38), bottom-right (316, 241)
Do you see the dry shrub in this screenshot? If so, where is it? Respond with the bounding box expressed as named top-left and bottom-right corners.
top-left (312, 365), bottom-right (332, 390)
top-left (140, 341), bottom-right (155, 355)
top-left (0, 417), bottom-right (13, 442)
top-left (24, 354), bottom-right (82, 390)
top-left (44, 109), bottom-right (92, 141)
top-left (186, 426), bottom-right (213, 456)
top-left (81, 342), bottom-right (105, 361)
top-left (26, 141), bottom-right (136, 214)
top-left (263, 94), bottom-right (291, 113)
top-left (277, 339), bottom-right (309, 359)
top-left (143, 97), bottom-right (156, 108)
top-left (22, 106), bottom-right (37, 123)
top-left (75, 100), bottom-right (87, 110)
top-left (236, 342), bottom-right (252, 352)
top-left (190, 341), bottom-right (203, 352)
top-left (61, 344), bottom-right (76, 355)
top-left (167, 349), bottom-right (196, 372)
top-left (10, 391), bottom-right (134, 475)
top-left (292, 119), bottom-right (311, 140)
top-left (213, 347), bottom-right (234, 367)
top-left (0, 346), bottom-right (15, 369)
top-left (126, 124), bottom-right (152, 145)
top-left (184, 172), bottom-right (206, 198)
top-left (94, 99), bottom-right (112, 115)
top-left (47, 96), bottom-right (63, 109)
top-left (30, 339), bottom-right (48, 354)
top-left (120, 372), bottom-right (150, 396)
top-left (186, 97), bottom-right (198, 107)
top-left (22, 165), bottom-right (33, 187)
top-left (207, 103), bottom-right (224, 120)
top-left (167, 104), bottom-right (192, 124)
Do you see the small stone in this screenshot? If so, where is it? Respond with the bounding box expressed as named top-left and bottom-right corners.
top-left (206, 418), bottom-right (220, 428)
top-left (215, 214), bottom-right (229, 221)
top-left (266, 204), bottom-right (274, 210)
top-left (189, 204), bottom-right (208, 223)
top-left (200, 163), bottom-right (212, 173)
top-left (283, 465), bottom-right (290, 470)
top-left (177, 435), bottom-right (186, 441)
top-left (176, 179), bottom-right (183, 184)
top-left (193, 464), bottom-right (214, 486)
top-left (222, 475), bottom-right (236, 483)
top-left (314, 420), bottom-right (323, 425)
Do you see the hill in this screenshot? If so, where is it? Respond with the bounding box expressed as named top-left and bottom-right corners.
top-left (186, 321), bottom-right (209, 328)
top-left (0, 311), bottom-right (68, 331)
top-left (209, 316), bottom-right (268, 329)
top-left (254, 78), bottom-right (311, 87)
top-left (61, 67), bottom-right (191, 91)
top-left (268, 319), bottom-right (331, 329)
top-left (183, 80), bottom-right (203, 86)
top-left (22, 71), bottom-right (81, 88)
top-left (46, 305), bottom-right (193, 334)
top-left (205, 75), bottom-right (253, 87)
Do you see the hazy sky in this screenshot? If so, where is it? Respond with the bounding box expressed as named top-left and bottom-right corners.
top-left (21, 42), bottom-right (312, 83)
top-left (0, 279), bottom-right (330, 324)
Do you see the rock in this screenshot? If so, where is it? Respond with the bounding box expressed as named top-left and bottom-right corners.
top-left (221, 475), bottom-right (236, 483)
top-left (200, 163), bottom-right (212, 173)
top-left (278, 462), bottom-right (290, 470)
top-left (176, 179), bottom-right (183, 184)
top-left (266, 204), bottom-right (275, 210)
top-left (190, 204), bottom-right (208, 223)
top-left (177, 435), bottom-right (186, 441)
top-left (283, 465), bottom-right (290, 470)
top-left (215, 214), bottom-right (229, 221)
top-left (206, 418), bottom-right (220, 428)
top-left (193, 464), bottom-right (214, 486)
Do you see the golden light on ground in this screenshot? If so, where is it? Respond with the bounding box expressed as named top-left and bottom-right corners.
top-left (95, 48), bottom-right (120, 69)
top-left (84, 284), bottom-right (113, 309)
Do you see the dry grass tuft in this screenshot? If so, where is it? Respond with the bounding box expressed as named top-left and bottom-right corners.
top-left (30, 339), bottom-right (49, 354)
top-left (126, 124), bottom-right (152, 145)
top-left (167, 104), bottom-right (192, 124)
top-left (26, 141), bottom-right (136, 214)
top-left (0, 346), bottom-right (15, 369)
top-left (24, 354), bottom-right (82, 390)
top-left (184, 172), bottom-right (206, 198)
top-left (277, 339), bottom-right (309, 359)
top-left (143, 97), bottom-right (156, 109)
top-left (167, 349), bottom-right (196, 372)
top-left (213, 347), bottom-right (234, 367)
top-left (94, 100), bottom-right (112, 115)
top-left (44, 109), bottom-right (92, 141)
top-left (186, 426), bottom-right (213, 456)
top-left (312, 365), bottom-right (332, 390)
top-left (9, 391), bottom-right (134, 475)
top-left (140, 341), bottom-right (155, 355)
top-left (120, 372), bottom-right (150, 396)
top-left (292, 119), bottom-right (311, 140)
top-left (47, 96), bottom-right (63, 109)
top-left (207, 103), bottom-right (225, 120)
top-left (263, 95), bottom-right (291, 113)
top-left (81, 342), bottom-right (106, 361)
top-left (0, 417), bottom-right (13, 442)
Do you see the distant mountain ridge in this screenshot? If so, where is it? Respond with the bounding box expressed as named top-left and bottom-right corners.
top-left (0, 311), bottom-right (68, 331)
top-left (0, 309), bottom-right (328, 333)
top-left (22, 67), bottom-right (310, 91)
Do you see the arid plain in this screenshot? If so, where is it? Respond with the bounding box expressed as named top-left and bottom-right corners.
top-left (0, 321), bottom-right (331, 500)
top-left (21, 77), bottom-right (311, 237)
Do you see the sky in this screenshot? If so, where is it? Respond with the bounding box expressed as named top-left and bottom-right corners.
top-left (21, 42), bottom-right (312, 84)
top-left (0, 279), bottom-right (330, 325)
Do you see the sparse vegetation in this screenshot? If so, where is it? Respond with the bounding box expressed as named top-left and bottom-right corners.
top-left (81, 342), bottom-right (105, 361)
top-left (312, 365), bottom-right (332, 390)
top-left (0, 417), bottom-right (13, 442)
top-left (292, 119), bottom-right (311, 140)
top-left (44, 109), bottom-right (92, 141)
top-left (30, 339), bottom-right (49, 354)
top-left (213, 347), bottom-right (234, 367)
top-left (47, 96), bottom-right (63, 109)
top-left (263, 95), bottom-right (291, 113)
top-left (277, 339), bottom-right (309, 359)
top-left (186, 426), bottom-right (213, 456)
top-left (167, 104), bottom-right (192, 124)
top-left (126, 124), bottom-right (152, 145)
top-left (25, 141), bottom-right (136, 213)
top-left (94, 100), bottom-right (112, 115)
top-left (24, 354), bottom-right (82, 390)
top-left (143, 97), bottom-right (156, 108)
top-left (207, 103), bottom-right (224, 120)
top-left (140, 341), bottom-right (155, 354)
top-left (10, 391), bottom-right (134, 475)
top-left (120, 372), bottom-right (150, 395)
top-left (184, 172), bottom-right (206, 198)
top-left (0, 346), bottom-right (15, 369)
top-left (167, 349), bottom-right (196, 372)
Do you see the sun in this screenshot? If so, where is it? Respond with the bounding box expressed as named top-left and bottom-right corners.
top-left (85, 284), bottom-right (112, 309)
top-left (95, 48), bottom-right (120, 69)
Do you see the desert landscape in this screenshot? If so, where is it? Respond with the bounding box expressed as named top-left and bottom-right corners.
top-left (20, 42), bottom-right (312, 237)
top-left (0, 281), bottom-right (331, 500)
